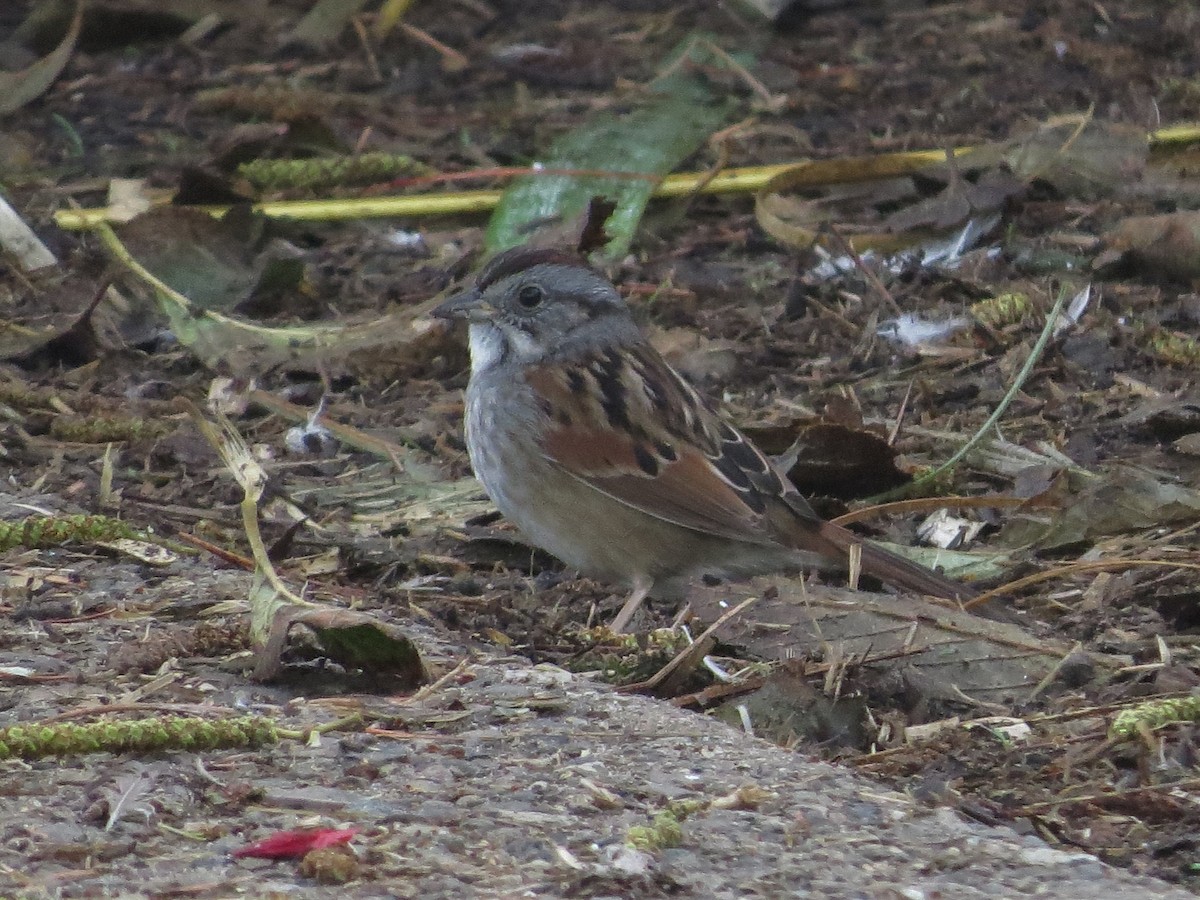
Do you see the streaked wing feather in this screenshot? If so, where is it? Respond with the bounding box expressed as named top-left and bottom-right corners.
top-left (540, 425), bottom-right (774, 542)
top-left (525, 342), bottom-right (791, 545)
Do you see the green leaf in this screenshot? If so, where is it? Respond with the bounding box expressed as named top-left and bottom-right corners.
top-left (485, 36), bottom-right (744, 259)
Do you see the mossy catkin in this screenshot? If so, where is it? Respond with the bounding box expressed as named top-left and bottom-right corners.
top-left (49, 415), bottom-right (168, 443)
top-left (626, 809), bottom-right (684, 851)
top-left (1140, 326), bottom-right (1200, 367)
top-left (0, 716), bottom-right (279, 760)
top-left (1110, 696), bottom-right (1200, 738)
top-left (193, 84), bottom-right (341, 119)
top-left (970, 292), bottom-right (1033, 329)
top-left (238, 152), bottom-right (432, 191)
top-left (624, 799), bottom-right (704, 851)
top-left (0, 379), bottom-right (55, 410)
top-left (0, 514), bottom-right (143, 551)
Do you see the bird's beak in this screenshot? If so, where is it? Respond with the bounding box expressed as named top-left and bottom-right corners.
top-left (432, 289), bottom-right (494, 323)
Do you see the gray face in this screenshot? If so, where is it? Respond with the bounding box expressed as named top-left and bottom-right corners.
top-left (435, 261), bottom-right (642, 371)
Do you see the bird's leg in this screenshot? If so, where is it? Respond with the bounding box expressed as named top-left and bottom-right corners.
top-left (609, 574), bottom-right (653, 633)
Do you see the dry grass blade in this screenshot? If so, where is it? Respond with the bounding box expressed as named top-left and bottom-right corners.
top-left (830, 495), bottom-right (1027, 526)
top-left (188, 404), bottom-right (310, 678)
top-left (187, 405), bottom-right (426, 685)
top-left (873, 285), bottom-right (1073, 504)
top-left (964, 558), bottom-right (1200, 609)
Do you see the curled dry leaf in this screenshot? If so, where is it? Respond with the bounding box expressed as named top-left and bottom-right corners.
top-left (0, 0), bottom-right (81, 117)
top-left (754, 152), bottom-right (1009, 254)
top-left (646, 325), bottom-right (738, 383)
top-left (1097, 210), bottom-right (1200, 283)
top-left (96, 217), bottom-right (449, 376)
top-left (741, 421), bottom-right (910, 499)
top-left (257, 604), bottom-right (428, 685)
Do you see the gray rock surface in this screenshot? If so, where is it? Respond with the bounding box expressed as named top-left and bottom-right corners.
top-left (4, 641), bottom-right (1193, 898)
top-left (328, 660), bottom-right (1191, 899)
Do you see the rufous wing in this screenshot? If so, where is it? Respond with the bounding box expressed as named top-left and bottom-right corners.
top-left (526, 341), bottom-right (976, 601)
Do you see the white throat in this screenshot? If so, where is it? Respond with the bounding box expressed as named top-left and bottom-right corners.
top-left (467, 322), bottom-right (506, 372)
top-left (468, 321), bottom-right (544, 371)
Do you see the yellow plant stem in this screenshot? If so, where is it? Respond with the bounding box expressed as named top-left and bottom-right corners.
top-left (53, 123), bottom-right (1200, 231)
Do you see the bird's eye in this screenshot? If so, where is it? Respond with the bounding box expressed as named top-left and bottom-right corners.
top-left (516, 284), bottom-right (545, 309)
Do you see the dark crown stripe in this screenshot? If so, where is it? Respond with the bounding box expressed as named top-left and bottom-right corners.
top-left (475, 247), bottom-right (588, 291)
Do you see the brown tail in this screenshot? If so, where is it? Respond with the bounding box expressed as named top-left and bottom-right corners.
top-left (815, 520), bottom-right (977, 601)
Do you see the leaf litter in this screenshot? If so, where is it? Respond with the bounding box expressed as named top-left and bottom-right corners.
top-left (1, 0), bottom-right (1200, 894)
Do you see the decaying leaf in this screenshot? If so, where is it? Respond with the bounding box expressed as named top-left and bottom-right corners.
top-left (95, 218), bottom-right (449, 375)
top-left (871, 541), bottom-right (1009, 583)
top-left (0, 0), bottom-right (81, 117)
top-left (755, 117), bottom-right (1148, 255)
top-left (1004, 115), bottom-right (1147, 198)
top-left (742, 420), bottom-right (911, 499)
top-left (1001, 466), bottom-right (1200, 552)
top-left (690, 578), bottom-right (1121, 708)
top-left (115, 207), bottom-right (282, 314)
top-left (258, 604), bottom-right (427, 685)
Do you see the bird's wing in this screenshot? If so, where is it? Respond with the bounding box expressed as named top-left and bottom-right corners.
top-left (523, 341), bottom-right (815, 546)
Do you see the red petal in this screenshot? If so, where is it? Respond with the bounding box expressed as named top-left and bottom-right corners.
top-left (233, 826), bottom-right (358, 859)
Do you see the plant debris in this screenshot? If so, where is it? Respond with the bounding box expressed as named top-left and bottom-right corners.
top-left (2, 0), bottom-right (1200, 894)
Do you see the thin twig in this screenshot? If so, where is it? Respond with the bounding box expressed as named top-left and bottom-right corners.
top-left (618, 596), bottom-right (757, 694)
top-left (826, 223), bottom-right (902, 316)
top-left (964, 558), bottom-right (1200, 609)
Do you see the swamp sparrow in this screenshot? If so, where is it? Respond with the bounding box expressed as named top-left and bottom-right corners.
top-left (434, 247), bottom-right (975, 631)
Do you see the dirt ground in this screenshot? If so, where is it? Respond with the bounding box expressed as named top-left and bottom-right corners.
top-left (3, 0), bottom-right (1200, 895)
